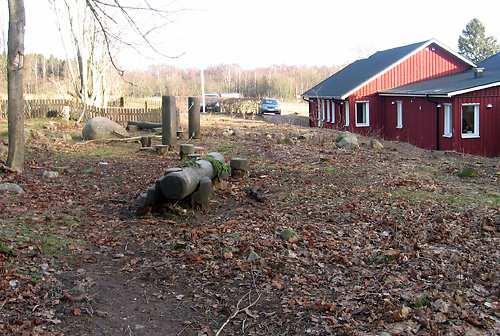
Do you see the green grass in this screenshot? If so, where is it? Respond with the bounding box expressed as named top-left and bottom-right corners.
top-left (413, 295), bottom-right (431, 309)
top-left (458, 167), bottom-right (478, 178)
top-left (0, 215), bottom-right (84, 257)
top-left (324, 167), bottom-right (337, 175)
top-left (217, 143), bottom-right (234, 154)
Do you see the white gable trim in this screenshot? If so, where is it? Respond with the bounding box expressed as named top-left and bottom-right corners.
top-left (447, 81), bottom-right (500, 97)
top-left (340, 39), bottom-right (476, 100)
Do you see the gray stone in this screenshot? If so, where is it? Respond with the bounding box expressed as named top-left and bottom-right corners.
top-left (82, 117), bottom-right (129, 140)
top-left (370, 139), bottom-right (384, 150)
top-left (336, 132), bottom-right (359, 150)
top-left (43, 171), bottom-right (59, 179)
top-left (0, 183), bottom-right (25, 194)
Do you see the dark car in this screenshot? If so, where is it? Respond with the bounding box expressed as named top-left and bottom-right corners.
top-left (200, 93), bottom-right (221, 112)
top-left (259, 98), bottom-right (281, 115)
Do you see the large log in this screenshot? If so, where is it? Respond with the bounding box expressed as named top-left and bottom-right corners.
top-left (159, 152), bottom-right (224, 200)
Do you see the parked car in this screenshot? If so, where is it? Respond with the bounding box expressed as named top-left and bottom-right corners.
top-left (200, 93), bottom-right (221, 112)
top-left (259, 98), bottom-right (281, 115)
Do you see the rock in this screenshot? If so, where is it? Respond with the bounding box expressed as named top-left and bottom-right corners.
top-left (82, 117), bottom-right (129, 140)
top-left (247, 249), bottom-right (260, 262)
top-left (43, 170), bottom-right (59, 179)
top-left (222, 128), bottom-right (235, 137)
top-left (336, 132), bottom-right (359, 150)
top-left (370, 139), bottom-right (384, 150)
top-left (0, 183), bottom-right (25, 194)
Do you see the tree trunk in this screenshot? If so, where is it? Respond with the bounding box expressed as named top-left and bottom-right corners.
top-left (6, 0), bottom-right (25, 172)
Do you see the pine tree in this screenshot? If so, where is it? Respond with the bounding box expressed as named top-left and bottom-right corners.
top-left (458, 18), bottom-right (500, 64)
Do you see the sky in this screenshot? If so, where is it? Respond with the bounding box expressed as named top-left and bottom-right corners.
top-left (2, 0), bottom-right (500, 69)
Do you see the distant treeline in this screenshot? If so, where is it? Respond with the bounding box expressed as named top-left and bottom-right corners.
top-left (0, 53), bottom-right (338, 101)
top-left (123, 64), bottom-right (339, 100)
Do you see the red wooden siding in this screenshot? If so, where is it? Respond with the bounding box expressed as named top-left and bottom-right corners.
top-left (348, 43), bottom-right (471, 133)
top-left (383, 86), bottom-right (500, 157)
top-left (382, 96), bottom-right (441, 150)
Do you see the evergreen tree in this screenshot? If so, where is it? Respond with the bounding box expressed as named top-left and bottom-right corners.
top-left (458, 18), bottom-right (500, 64)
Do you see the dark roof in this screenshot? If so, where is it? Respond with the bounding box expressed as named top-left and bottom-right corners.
top-left (303, 40), bottom-right (430, 99)
top-left (302, 39), bottom-right (475, 99)
top-left (381, 69), bottom-right (500, 96)
top-left (479, 52), bottom-right (500, 70)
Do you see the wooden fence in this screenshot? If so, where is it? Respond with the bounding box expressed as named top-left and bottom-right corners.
top-left (0, 98), bottom-right (173, 126)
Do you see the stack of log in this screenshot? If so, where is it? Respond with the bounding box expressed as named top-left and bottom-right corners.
top-left (135, 151), bottom-right (249, 215)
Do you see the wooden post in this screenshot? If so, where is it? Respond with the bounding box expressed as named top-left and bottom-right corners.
top-left (188, 96), bottom-right (201, 139)
top-left (162, 96), bottom-right (177, 146)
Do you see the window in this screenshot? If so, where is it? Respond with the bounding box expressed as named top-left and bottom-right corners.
top-left (344, 101), bottom-right (350, 126)
top-left (443, 104), bottom-right (452, 137)
top-left (355, 101), bottom-right (369, 127)
top-left (396, 101), bottom-right (403, 129)
top-left (461, 104), bottom-right (479, 138)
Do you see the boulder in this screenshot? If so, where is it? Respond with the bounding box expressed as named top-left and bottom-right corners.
top-left (82, 117), bottom-right (128, 140)
top-left (336, 132), bottom-right (359, 150)
top-left (370, 139), bottom-right (384, 150)
top-left (0, 183), bottom-right (25, 194)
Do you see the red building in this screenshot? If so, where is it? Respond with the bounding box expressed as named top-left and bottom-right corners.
top-left (303, 39), bottom-right (500, 157)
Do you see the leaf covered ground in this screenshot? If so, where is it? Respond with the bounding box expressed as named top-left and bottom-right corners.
top-left (0, 116), bottom-right (499, 336)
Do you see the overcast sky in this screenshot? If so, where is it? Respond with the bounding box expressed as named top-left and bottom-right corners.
top-left (3, 0), bottom-right (500, 69)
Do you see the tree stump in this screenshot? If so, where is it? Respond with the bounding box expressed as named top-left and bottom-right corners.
top-left (155, 144), bottom-right (169, 155)
top-left (230, 157), bottom-right (249, 178)
top-left (179, 144), bottom-right (195, 160)
top-left (140, 136), bottom-right (152, 148)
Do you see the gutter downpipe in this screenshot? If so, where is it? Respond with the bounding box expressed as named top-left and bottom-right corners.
top-left (426, 94), bottom-right (441, 151)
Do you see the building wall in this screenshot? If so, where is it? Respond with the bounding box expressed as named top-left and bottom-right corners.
top-left (382, 86), bottom-right (500, 157)
top-left (348, 43), bottom-right (471, 133)
top-left (382, 96), bottom-right (443, 150)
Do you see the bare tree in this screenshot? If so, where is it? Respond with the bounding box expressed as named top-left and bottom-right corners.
top-left (6, 0), bottom-right (25, 172)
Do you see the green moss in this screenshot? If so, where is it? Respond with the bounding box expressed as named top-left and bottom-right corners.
top-left (0, 241), bottom-right (14, 256)
top-left (458, 167), bottom-right (478, 178)
top-left (413, 295), bottom-right (430, 309)
top-left (324, 167), bottom-right (337, 175)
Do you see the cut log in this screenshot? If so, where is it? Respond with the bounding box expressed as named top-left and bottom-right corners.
top-left (180, 144), bottom-right (195, 159)
top-left (190, 176), bottom-right (213, 208)
top-left (155, 144), bottom-right (169, 155)
top-left (230, 157), bottom-right (249, 178)
top-left (127, 121), bottom-right (162, 130)
top-left (159, 152), bottom-right (224, 200)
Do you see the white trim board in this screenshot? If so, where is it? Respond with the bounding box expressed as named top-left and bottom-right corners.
top-left (340, 39), bottom-right (476, 100)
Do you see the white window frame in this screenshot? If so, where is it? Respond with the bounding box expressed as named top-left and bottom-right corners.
top-left (331, 101), bottom-right (335, 123)
top-left (355, 101), bottom-right (370, 127)
top-left (344, 101), bottom-right (349, 126)
top-left (461, 103), bottom-right (480, 139)
top-left (326, 100), bottom-right (331, 122)
top-left (396, 101), bottom-right (403, 129)
top-left (317, 98), bottom-right (321, 122)
top-left (443, 103), bottom-right (452, 137)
